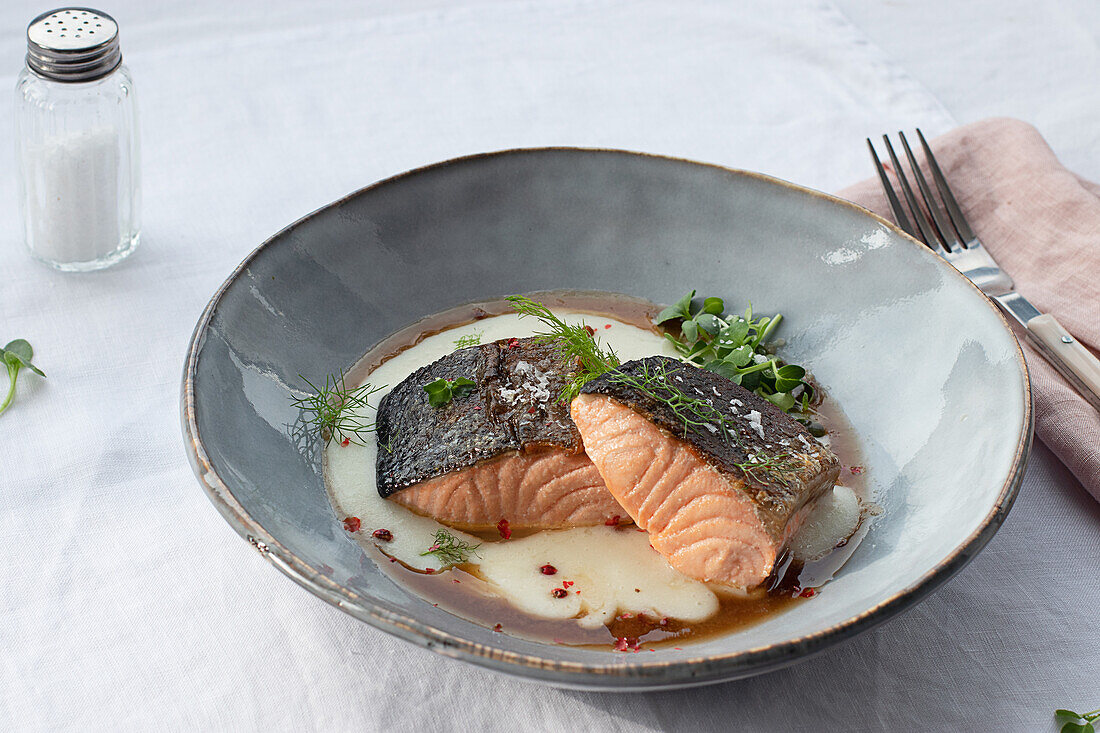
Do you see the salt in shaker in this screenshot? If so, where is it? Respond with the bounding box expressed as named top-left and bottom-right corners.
top-left (14, 8), bottom-right (140, 271)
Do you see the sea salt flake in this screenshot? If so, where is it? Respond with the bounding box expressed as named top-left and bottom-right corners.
top-left (746, 410), bottom-right (765, 440)
top-left (498, 360), bottom-right (552, 406)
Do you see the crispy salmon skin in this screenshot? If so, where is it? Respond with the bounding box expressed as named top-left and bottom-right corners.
top-left (375, 337), bottom-right (623, 530)
top-left (571, 356), bottom-right (840, 587)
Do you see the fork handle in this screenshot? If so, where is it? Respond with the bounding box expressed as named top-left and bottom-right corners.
top-left (1025, 313), bottom-right (1100, 412)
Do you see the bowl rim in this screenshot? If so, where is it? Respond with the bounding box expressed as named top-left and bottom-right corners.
top-left (180, 147), bottom-right (1031, 688)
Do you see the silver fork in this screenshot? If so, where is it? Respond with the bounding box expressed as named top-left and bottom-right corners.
top-left (868, 129), bottom-right (1100, 411)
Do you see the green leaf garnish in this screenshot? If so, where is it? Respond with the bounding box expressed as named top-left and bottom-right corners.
top-left (423, 376), bottom-right (477, 407)
top-left (506, 295), bottom-right (619, 400)
top-left (452, 377), bottom-right (476, 396)
top-left (656, 291), bottom-right (815, 416)
top-left (0, 339), bottom-right (46, 417)
top-left (773, 363), bottom-right (806, 393)
top-left (420, 529), bottom-right (480, 566)
top-left (763, 391), bottom-right (797, 412)
top-left (423, 378), bottom-right (451, 406)
top-left (695, 313), bottom-right (723, 336)
top-left (1058, 708), bottom-right (1100, 733)
top-left (680, 319), bottom-right (699, 345)
top-left (1062, 722), bottom-right (1095, 733)
top-left (701, 296), bottom-right (724, 315)
top-left (655, 290), bottom-right (695, 324)
top-left (291, 371), bottom-right (383, 445)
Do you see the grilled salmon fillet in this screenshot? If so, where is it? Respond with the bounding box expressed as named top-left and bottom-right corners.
top-left (570, 356), bottom-right (839, 588)
top-left (375, 337), bottom-right (623, 531)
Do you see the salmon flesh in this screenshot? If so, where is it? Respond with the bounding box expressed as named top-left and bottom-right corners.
top-left (375, 337), bottom-right (623, 530)
top-left (570, 356), bottom-right (840, 588)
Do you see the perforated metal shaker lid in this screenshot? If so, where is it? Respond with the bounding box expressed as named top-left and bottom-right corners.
top-left (26, 8), bottom-right (121, 82)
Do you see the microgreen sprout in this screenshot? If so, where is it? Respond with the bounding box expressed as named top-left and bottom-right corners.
top-left (420, 529), bottom-right (480, 566)
top-left (423, 377), bottom-right (477, 407)
top-left (657, 291), bottom-right (817, 420)
top-left (0, 339), bottom-right (45, 417)
top-left (1057, 707), bottom-right (1100, 733)
top-left (291, 371), bottom-right (382, 445)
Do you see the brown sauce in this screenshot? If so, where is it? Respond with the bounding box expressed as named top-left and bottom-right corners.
top-left (341, 291), bottom-right (872, 651)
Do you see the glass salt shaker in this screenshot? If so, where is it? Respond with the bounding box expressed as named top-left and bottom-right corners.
top-left (14, 8), bottom-right (140, 271)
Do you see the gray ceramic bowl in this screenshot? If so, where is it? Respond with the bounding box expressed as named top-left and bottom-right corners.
top-left (181, 149), bottom-right (1030, 690)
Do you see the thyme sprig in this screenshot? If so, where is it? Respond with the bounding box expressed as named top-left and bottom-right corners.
top-left (291, 371), bottom-right (383, 445)
top-left (1057, 707), bottom-right (1100, 733)
top-left (420, 529), bottom-right (480, 566)
top-left (507, 295), bottom-right (619, 400)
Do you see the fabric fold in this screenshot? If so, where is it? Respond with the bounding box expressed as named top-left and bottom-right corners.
top-left (839, 118), bottom-right (1100, 500)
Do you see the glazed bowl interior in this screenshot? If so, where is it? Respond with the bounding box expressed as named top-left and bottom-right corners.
top-left (183, 149), bottom-right (1028, 690)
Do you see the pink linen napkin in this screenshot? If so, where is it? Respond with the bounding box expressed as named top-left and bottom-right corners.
top-left (839, 118), bottom-right (1100, 500)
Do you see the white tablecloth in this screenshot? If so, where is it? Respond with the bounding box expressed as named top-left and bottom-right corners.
top-left (2, 1), bottom-right (1097, 730)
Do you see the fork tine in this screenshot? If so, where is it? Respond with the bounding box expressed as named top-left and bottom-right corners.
top-left (866, 138), bottom-right (918, 240)
top-left (881, 135), bottom-right (944, 252)
top-left (898, 131), bottom-right (962, 252)
top-left (916, 128), bottom-right (976, 244)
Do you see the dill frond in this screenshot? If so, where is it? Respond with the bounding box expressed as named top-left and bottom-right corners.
top-left (605, 361), bottom-right (734, 439)
top-left (379, 428), bottom-right (401, 455)
top-left (733, 451), bottom-right (807, 486)
top-left (420, 529), bottom-right (480, 566)
top-left (606, 361), bottom-right (802, 487)
top-left (291, 371), bottom-right (383, 445)
top-left (506, 295), bottom-right (619, 400)
top-left (453, 331), bottom-right (482, 349)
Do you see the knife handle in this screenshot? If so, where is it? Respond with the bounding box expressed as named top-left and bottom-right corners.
top-left (1025, 313), bottom-right (1100, 411)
